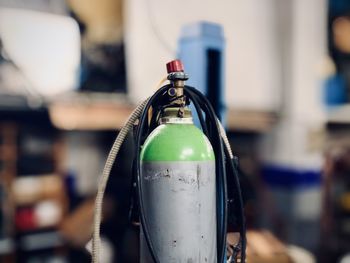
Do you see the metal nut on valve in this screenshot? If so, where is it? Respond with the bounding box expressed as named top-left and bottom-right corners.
top-left (168, 88), bottom-right (177, 97)
top-left (177, 108), bottom-right (185, 118)
top-left (167, 72), bottom-right (189, 81)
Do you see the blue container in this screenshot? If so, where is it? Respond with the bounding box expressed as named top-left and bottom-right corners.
top-left (323, 74), bottom-right (347, 106)
top-left (178, 21), bottom-right (226, 125)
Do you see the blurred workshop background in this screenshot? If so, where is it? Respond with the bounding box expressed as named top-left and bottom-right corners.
top-left (0, 0), bottom-right (350, 262)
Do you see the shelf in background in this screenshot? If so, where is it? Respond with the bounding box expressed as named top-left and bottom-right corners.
top-left (324, 104), bottom-right (350, 149)
top-left (49, 92), bottom-right (134, 131)
top-left (19, 231), bottom-right (63, 251)
top-left (49, 92), bottom-right (277, 132)
top-left (327, 104), bottom-right (350, 127)
top-left (12, 174), bottom-right (66, 206)
top-left (0, 238), bottom-right (14, 255)
top-left (226, 108), bottom-right (276, 132)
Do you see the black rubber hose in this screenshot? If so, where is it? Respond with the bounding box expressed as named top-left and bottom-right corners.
top-left (185, 85), bottom-right (247, 263)
top-left (185, 87), bottom-right (228, 263)
top-left (189, 94), bottom-right (209, 136)
top-left (225, 153), bottom-right (247, 263)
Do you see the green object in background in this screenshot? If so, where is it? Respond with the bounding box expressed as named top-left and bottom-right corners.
top-left (140, 123), bottom-right (215, 162)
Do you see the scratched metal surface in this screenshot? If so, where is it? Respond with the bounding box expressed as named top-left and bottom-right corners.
top-left (140, 161), bottom-right (217, 263)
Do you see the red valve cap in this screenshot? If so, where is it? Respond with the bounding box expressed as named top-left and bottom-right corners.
top-left (166, 59), bottom-right (184, 73)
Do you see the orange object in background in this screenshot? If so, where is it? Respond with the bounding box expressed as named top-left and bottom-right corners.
top-left (12, 175), bottom-right (65, 206)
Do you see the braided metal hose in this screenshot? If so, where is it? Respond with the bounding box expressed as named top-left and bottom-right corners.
top-left (92, 99), bottom-right (149, 263)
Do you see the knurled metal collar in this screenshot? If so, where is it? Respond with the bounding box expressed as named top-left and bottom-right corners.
top-left (159, 107), bottom-right (193, 124)
top-left (159, 117), bottom-right (193, 124)
top-left (167, 72), bottom-right (189, 81)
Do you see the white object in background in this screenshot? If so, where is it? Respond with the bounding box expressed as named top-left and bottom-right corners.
top-left (340, 254), bottom-right (350, 263)
top-left (287, 245), bottom-right (316, 263)
top-left (124, 0), bottom-right (280, 111)
top-left (0, 8), bottom-right (80, 96)
top-left (35, 200), bottom-right (62, 228)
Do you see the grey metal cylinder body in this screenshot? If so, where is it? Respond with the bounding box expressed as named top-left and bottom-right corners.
top-left (140, 161), bottom-right (217, 263)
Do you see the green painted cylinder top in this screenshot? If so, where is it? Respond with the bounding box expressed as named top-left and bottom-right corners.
top-left (140, 122), bottom-right (215, 162)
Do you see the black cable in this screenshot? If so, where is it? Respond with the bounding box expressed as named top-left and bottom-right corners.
top-left (226, 154), bottom-right (247, 263)
top-left (144, 0), bottom-right (175, 55)
top-left (185, 87), bottom-right (227, 263)
top-left (187, 93), bottom-right (209, 136)
top-left (185, 85), bottom-right (246, 263)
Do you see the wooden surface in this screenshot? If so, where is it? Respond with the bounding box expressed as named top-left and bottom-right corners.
top-left (325, 104), bottom-right (350, 150)
top-left (227, 230), bottom-right (293, 263)
top-left (226, 108), bottom-right (276, 132)
top-left (327, 103), bottom-right (350, 125)
top-left (49, 92), bottom-right (277, 132)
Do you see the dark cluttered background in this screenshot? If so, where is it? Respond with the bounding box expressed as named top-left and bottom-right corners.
top-left (0, 0), bottom-right (350, 262)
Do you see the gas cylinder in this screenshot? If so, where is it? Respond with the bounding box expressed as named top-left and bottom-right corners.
top-left (140, 84), bottom-right (217, 261)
